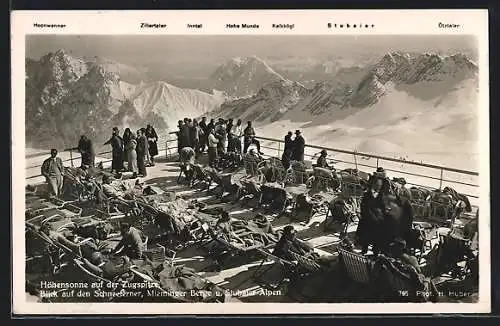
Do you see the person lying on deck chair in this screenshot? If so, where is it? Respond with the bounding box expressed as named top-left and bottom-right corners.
top-left (101, 175), bottom-right (121, 199)
top-left (111, 223), bottom-right (145, 259)
top-left (83, 251), bottom-right (133, 280)
top-left (39, 224), bottom-right (98, 254)
top-left (208, 211), bottom-right (247, 249)
top-left (387, 238), bottom-right (421, 273)
top-left (272, 225), bottom-right (315, 260)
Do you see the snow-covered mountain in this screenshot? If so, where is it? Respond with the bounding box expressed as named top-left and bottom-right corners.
top-left (25, 50), bottom-right (225, 150)
top-left (219, 51), bottom-right (478, 123)
top-left (210, 56), bottom-right (286, 98)
top-left (217, 51), bottom-right (479, 169)
top-left (82, 56), bottom-right (150, 84)
top-left (214, 79), bottom-right (309, 122)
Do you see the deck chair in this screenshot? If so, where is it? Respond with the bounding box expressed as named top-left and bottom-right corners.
top-left (286, 161), bottom-right (311, 186)
top-left (238, 177), bottom-right (263, 209)
top-left (324, 195), bottom-right (359, 232)
top-left (308, 167), bottom-right (341, 193)
top-left (288, 251), bottom-right (323, 275)
top-left (338, 247), bottom-right (373, 284)
top-left (253, 248), bottom-right (298, 290)
top-left (259, 184), bottom-right (292, 216)
top-left (190, 164), bottom-right (210, 189)
top-left (243, 155), bottom-right (264, 178)
top-left (291, 193), bottom-right (321, 224)
top-left (339, 174), bottom-right (365, 199)
top-left (408, 221), bottom-right (438, 263)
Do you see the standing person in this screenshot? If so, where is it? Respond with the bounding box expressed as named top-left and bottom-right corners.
top-left (190, 119), bottom-right (201, 157)
top-left (127, 133), bottom-right (138, 178)
top-left (104, 127), bottom-right (124, 174)
top-left (122, 128), bottom-right (133, 168)
top-left (226, 119), bottom-right (234, 138)
top-left (77, 135), bottom-right (95, 168)
top-left (292, 130), bottom-right (305, 162)
top-left (227, 120), bottom-right (243, 154)
top-left (281, 131), bottom-right (293, 169)
top-left (229, 118), bottom-right (243, 153)
top-left (199, 116), bottom-right (208, 153)
top-left (136, 128), bottom-right (148, 177)
top-left (175, 120), bottom-right (185, 154)
top-left (243, 121), bottom-right (263, 155)
top-left (41, 149), bottom-right (65, 198)
top-left (215, 118), bottom-right (228, 155)
top-left (207, 118), bottom-right (215, 134)
top-left (357, 169), bottom-right (388, 255)
top-left (145, 124), bottom-right (159, 166)
top-left (207, 127), bottom-right (219, 168)
top-left (183, 119), bottom-right (192, 148)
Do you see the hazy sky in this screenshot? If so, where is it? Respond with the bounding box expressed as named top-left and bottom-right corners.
top-left (26, 35), bottom-right (477, 65)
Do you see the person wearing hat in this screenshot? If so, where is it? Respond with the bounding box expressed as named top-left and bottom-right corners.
top-left (281, 131), bottom-right (294, 169)
top-left (316, 149), bottom-right (331, 169)
top-left (291, 130), bottom-right (305, 162)
top-left (104, 127), bottom-right (124, 174)
top-left (243, 121), bottom-right (263, 155)
top-left (272, 225), bottom-right (314, 260)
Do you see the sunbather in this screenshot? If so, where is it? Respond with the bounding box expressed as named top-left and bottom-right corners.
top-left (386, 238), bottom-right (421, 273)
top-left (84, 251), bottom-right (133, 280)
top-left (39, 224), bottom-right (98, 254)
top-left (273, 225), bottom-right (337, 268)
top-left (272, 225), bottom-right (315, 260)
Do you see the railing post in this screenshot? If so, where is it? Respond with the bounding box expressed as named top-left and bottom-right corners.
top-left (277, 141), bottom-right (281, 158)
top-left (439, 168), bottom-right (444, 190)
top-left (376, 158), bottom-right (379, 168)
top-left (69, 150), bottom-right (74, 168)
top-left (353, 150), bottom-right (358, 170)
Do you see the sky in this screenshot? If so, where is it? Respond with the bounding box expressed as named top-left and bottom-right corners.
top-left (26, 35), bottom-right (477, 65)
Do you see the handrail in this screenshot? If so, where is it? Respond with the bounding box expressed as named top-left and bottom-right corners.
top-left (255, 135), bottom-right (479, 177)
top-left (25, 133), bottom-right (479, 200)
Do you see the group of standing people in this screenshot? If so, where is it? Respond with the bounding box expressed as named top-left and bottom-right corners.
top-left (176, 117), bottom-right (264, 169)
top-left (281, 130), bottom-right (306, 169)
top-left (105, 125), bottom-right (159, 178)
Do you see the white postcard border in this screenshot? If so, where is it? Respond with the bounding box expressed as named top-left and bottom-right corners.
top-left (11, 9), bottom-right (491, 315)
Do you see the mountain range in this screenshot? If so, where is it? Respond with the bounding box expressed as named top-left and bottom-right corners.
top-left (25, 49), bottom-right (478, 163)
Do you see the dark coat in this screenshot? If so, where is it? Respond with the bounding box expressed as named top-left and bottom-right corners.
top-left (78, 138), bottom-right (95, 166)
top-left (104, 135), bottom-right (123, 157)
top-left (292, 135), bottom-right (305, 162)
top-left (136, 135), bottom-right (148, 156)
top-left (284, 134), bottom-right (293, 156)
top-left (145, 127), bottom-right (159, 157)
